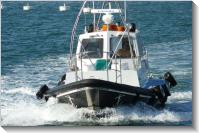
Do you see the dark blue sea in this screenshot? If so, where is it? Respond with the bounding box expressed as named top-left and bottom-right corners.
top-left (1, 1), bottom-right (192, 126)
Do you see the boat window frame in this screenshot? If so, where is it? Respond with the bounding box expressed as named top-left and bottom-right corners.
top-left (80, 37), bottom-right (104, 59)
top-left (110, 36), bottom-right (135, 58)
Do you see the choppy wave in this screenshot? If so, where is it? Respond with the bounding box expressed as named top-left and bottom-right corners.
top-left (148, 39), bottom-right (192, 74)
top-left (1, 89), bottom-right (192, 126)
top-left (1, 102), bottom-right (191, 126)
top-left (2, 87), bottom-right (35, 96)
top-left (1, 54), bottom-right (68, 89)
top-left (168, 91), bottom-right (192, 103)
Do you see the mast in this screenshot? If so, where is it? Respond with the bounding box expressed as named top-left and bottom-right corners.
top-left (124, 0), bottom-right (127, 22)
top-left (93, 1), bottom-right (95, 31)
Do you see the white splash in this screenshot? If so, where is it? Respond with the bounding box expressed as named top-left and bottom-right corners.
top-left (2, 87), bottom-right (35, 96)
top-left (1, 101), bottom-right (191, 126)
top-left (168, 91), bottom-right (192, 103)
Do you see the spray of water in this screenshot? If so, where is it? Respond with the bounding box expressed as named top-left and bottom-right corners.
top-left (1, 87), bottom-right (192, 126)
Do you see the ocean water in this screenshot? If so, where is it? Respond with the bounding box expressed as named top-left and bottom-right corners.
top-left (1, 1), bottom-right (192, 126)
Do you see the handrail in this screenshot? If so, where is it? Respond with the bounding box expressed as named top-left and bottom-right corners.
top-left (70, 1), bottom-right (87, 65)
top-left (71, 51), bottom-right (124, 83)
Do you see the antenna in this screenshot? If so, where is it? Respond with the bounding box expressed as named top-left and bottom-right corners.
top-left (124, 1), bottom-right (127, 22)
top-left (93, 1), bottom-right (95, 31)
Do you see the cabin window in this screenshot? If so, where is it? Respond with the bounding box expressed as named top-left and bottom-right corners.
top-left (110, 37), bottom-right (135, 58)
top-left (80, 38), bottom-right (103, 58)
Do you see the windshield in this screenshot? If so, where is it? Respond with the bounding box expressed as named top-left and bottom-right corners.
top-left (80, 38), bottom-right (103, 58)
top-left (110, 37), bottom-right (135, 58)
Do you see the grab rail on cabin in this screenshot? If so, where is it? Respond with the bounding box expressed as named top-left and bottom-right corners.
top-left (70, 51), bottom-right (123, 83)
top-left (69, 1), bottom-right (88, 66)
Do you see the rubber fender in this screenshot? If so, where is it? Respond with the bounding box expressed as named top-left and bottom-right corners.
top-left (151, 85), bottom-right (168, 106)
top-left (36, 84), bottom-right (49, 100)
top-left (164, 72), bottom-right (177, 87)
top-left (130, 23), bottom-right (136, 32)
top-left (58, 74), bottom-right (66, 86)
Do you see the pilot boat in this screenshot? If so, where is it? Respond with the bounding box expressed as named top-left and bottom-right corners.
top-left (36, 1), bottom-right (177, 110)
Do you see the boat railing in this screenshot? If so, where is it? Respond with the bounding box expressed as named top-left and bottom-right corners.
top-left (70, 1), bottom-right (88, 62)
top-left (70, 51), bottom-right (123, 84)
top-left (113, 52), bottom-right (122, 83)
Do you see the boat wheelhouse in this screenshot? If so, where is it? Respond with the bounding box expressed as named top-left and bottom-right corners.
top-left (66, 27), bottom-right (148, 87)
